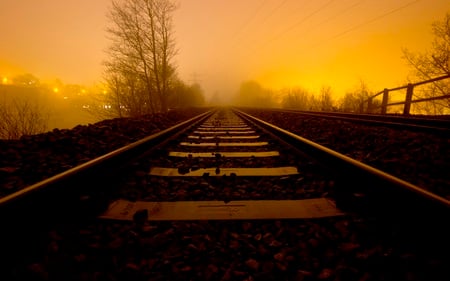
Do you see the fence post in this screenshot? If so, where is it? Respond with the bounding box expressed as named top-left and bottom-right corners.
top-left (403, 83), bottom-right (413, 115)
top-left (381, 88), bottom-right (389, 114)
top-left (367, 98), bottom-right (373, 113)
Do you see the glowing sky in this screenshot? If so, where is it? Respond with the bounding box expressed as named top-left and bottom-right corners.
top-left (1, 0), bottom-right (449, 101)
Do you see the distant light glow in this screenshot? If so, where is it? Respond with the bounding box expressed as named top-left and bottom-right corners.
top-left (2, 77), bottom-right (8, 84)
top-left (63, 96), bottom-right (68, 99)
top-left (81, 89), bottom-right (86, 94)
top-left (53, 87), bottom-right (59, 93)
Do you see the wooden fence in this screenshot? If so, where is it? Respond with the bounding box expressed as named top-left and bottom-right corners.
top-left (365, 74), bottom-right (450, 115)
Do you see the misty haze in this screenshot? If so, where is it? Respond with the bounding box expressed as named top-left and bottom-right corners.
top-left (1, 0), bottom-right (449, 139)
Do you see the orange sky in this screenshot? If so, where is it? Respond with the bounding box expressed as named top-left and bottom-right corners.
top-left (1, 0), bottom-right (449, 101)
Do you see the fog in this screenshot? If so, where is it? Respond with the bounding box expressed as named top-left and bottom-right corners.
top-left (1, 0), bottom-right (449, 134)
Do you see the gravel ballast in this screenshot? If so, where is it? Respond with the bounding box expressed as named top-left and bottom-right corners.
top-left (1, 108), bottom-right (449, 281)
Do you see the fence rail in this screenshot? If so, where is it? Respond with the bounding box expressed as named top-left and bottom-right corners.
top-left (366, 74), bottom-right (450, 115)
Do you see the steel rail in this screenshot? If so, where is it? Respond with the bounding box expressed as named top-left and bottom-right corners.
top-left (248, 108), bottom-right (450, 134)
top-left (0, 110), bottom-right (215, 216)
top-left (295, 109), bottom-right (450, 124)
top-left (234, 109), bottom-right (450, 216)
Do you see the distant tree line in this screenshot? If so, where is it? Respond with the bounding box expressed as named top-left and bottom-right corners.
top-left (232, 79), bottom-right (378, 113)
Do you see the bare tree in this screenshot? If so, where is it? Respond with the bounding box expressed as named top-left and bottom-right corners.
top-left (338, 92), bottom-right (360, 113)
top-left (318, 86), bottom-right (334, 111)
top-left (0, 97), bottom-right (49, 140)
top-left (338, 80), bottom-right (371, 113)
top-left (104, 0), bottom-right (177, 117)
top-left (150, 0), bottom-right (178, 112)
top-left (281, 87), bottom-right (313, 110)
top-left (402, 12), bottom-right (450, 112)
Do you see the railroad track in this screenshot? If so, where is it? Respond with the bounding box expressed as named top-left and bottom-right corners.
top-left (250, 108), bottom-right (450, 134)
top-left (1, 108), bottom-right (449, 280)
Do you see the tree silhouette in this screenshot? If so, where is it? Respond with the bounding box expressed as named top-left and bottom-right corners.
top-left (402, 12), bottom-right (450, 112)
top-left (0, 96), bottom-right (48, 139)
top-left (104, 0), bottom-right (178, 116)
top-left (338, 80), bottom-right (371, 113)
